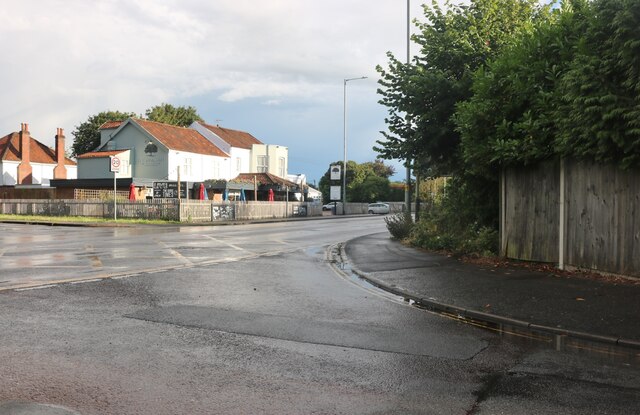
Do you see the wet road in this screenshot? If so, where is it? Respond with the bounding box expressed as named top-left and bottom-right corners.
top-left (0, 219), bottom-right (639, 414)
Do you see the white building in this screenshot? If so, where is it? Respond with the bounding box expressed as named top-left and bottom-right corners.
top-left (192, 121), bottom-right (288, 180)
top-left (76, 118), bottom-right (290, 184)
top-left (78, 118), bottom-right (229, 182)
top-left (0, 123), bottom-right (77, 186)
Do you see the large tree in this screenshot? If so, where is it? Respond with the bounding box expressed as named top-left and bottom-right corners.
top-left (376, 0), bottom-right (546, 176)
top-left (145, 103), bottom-right (203, 127)
top-left (457, 0), bottom-right (640, 174)
top-left (71, 110), bottom-right (135, 157)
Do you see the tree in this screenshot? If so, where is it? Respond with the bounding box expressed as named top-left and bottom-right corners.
top-left (348, 175), bottom-right (390, 203)
top-left (318, 160), bottom-right (396, 203)
top-left (457, 0), bottom-right (640, 172)
top-left (71, 110), bottom-right (135, 157)
top-left (376, 0), bottom-right (546, 176)
top-left (145, 103), bottom-right (203, 127)
top-left (554, 0), bottom-right (640, 168)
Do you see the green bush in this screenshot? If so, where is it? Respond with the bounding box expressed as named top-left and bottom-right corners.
top-left (408, 176), bottom-right (499, 256)
top-left (384, 212), bottom-right (414, 240)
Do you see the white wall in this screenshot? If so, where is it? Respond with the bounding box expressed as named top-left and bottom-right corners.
top-left (250, 144), bottom-right (288, 178)
top-left (168, 150), bottom-right (229, 182)
top-left (229, 147), bottom-right (251, 179)
top-left (0, 161), bottom-right (77, 186)
top-left (1, 161), bottom-right (18, 185)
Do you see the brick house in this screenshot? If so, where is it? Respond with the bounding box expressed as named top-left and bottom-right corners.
top-left (0, 123), bottom-right (77, 186)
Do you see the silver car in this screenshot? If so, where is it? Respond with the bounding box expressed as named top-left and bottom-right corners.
top-left (367, 203), bottom-right (390, 214)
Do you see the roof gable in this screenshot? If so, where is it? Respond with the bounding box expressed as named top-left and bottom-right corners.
top-left (0, 132), bottom-right (76, 165)
top-left (198, 122), bottom-right (263, 150)
top-left (125, 119), bottom-right (229, 157)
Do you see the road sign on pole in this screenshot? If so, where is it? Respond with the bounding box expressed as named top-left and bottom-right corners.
top-left (110, 156), bottom-right (119, 220)
top-left (110, 156), bottom-right (121, 173)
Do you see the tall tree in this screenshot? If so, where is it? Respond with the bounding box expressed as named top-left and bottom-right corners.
top-left (376, 0), bottom-right (545, 176)
top-left (145, 103), bottom-right (203, 127)
top-left (71, 110), bottom-right (135, 157)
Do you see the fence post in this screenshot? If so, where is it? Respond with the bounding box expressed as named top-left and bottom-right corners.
top-left (558, 158), bottom-right (566, 270)
top-left (500, 167), bottom-right (506, 257)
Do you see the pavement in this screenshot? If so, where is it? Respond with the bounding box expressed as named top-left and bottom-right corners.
top-left (344, 232), bottom-right (640, 349)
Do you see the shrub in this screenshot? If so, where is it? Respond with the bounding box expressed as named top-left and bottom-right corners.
top-left (408, 176), bottom-right (499, 256)
top-left (385, 212), bottom-right (414, 240)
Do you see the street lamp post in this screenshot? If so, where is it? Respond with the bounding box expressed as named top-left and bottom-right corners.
top-left (343, 76), bottom-right (367, 214)
top-left (405, 0), bottom-right (412, 216)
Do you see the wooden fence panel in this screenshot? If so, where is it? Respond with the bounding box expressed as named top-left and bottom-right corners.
top-left (565, 161), bottom-right (640, 276)
top-left (504, 161), bottom-right (560, 263)
top-left (503, 160), bottom-right (640, 276)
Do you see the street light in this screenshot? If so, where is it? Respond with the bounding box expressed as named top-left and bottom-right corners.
top-left (343, 76), bottom-right (367, 214)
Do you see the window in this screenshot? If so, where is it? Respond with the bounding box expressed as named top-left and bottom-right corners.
top-left (183, 158), bottom-right (192, 176)
top-left (278, 157), bottom-right (285, 177)
top-left (236, 157), bottom-right (242, 173)
top-left (121, 160), bottom-right (129, 175)
top-left (257, 155), bottom-right (268, 173)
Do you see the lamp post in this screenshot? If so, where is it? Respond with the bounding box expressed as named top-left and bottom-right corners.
top-left (405, 0), bottom-right (412, 216)
top-left (343, 76), bottom-right (367, 214)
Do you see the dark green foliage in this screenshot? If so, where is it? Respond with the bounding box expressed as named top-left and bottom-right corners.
top-left (71, 110), bottom-right (136, 157)
top-left (384, 212), bottom-right (414, 240)
top-left (458, 0), bottom-right (640, 170)
top-left (376, 0), bottom-right (545, 176)
top-left (410, 177), bottom-right (499, 255)
top-left (554, 0), bottom-right (640, 168)
top-left (376, 0), bottom-right (544, 255)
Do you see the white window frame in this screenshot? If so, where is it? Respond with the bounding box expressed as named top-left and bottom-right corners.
top-left (257, 155), bottom-right (268, 173)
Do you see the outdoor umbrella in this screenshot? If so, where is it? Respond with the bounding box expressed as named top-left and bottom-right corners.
top-left (240, 188), bottom-right (246, 202)
top-left (268, 188), bottom-right (274, 202)
top-left (198, 183), bottom-right (205, 200)
top-left (128, 183), bottom-right (136, 201)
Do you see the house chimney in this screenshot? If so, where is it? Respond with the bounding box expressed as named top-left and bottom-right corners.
top-left (53, 128), bottom-right (67, 179)
top-left (17, 123), bottom-right (32, 184)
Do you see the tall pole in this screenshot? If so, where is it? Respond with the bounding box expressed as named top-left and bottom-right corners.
top-left (405, 0), bottom-right (412, 215)
top-left (343, 76), bottom-right (367, 215)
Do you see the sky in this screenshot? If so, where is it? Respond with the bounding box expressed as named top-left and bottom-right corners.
top-left (0, 0), bottom-right (434, 185)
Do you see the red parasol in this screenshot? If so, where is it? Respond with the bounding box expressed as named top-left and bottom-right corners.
top-left (128, 183), bottom-right (136, 201)
top-left (199, 183), bottom-right (205, 200)
top-left (268, 188), bottom-right (274, 202)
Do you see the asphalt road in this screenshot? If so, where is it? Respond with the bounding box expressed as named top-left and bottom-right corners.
top-left (0, 218), bottom-right (638, 414)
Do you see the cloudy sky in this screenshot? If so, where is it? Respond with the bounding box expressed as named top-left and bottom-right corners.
top-left (1, 0), bottom-right (434, 184)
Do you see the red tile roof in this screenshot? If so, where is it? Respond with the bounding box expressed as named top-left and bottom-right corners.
top-left (98, 121), bottom-right (125, 130)
top-left (134, 119), bottom-right (229, 157)
top-left (231, 172), bottom-right (297, 187)
top-left (198, 122), bottom-right (263, 149)
top-left (77, 150), bottom-right (127, 159)
top-left (0, 132), bottom-right (76, 165)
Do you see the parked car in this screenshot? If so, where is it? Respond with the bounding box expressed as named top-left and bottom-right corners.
top-left (323, 202), bottom-right (343, 211)
top-left (367, 202), bottom-right (390, 214)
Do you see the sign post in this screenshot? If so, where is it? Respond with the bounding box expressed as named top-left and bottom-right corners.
top-left (110, 156), bottom-right (121, 220)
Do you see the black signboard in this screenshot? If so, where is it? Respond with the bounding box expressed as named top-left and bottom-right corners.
top-left (153, 181), bottom-right (187, 199)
